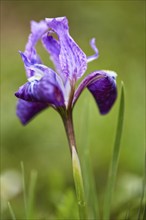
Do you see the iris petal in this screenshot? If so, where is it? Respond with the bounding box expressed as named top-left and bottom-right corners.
top-left (15, 68), bottom-right (65, 107)
top-left (25, 20), bottom-right (48, 58)
top-left (45, 17), bottom-right (87, 81)
top-left (87, 38), bottom-right (99, 63)
top-left (42, 33), bottom-right (61, 75)
top-left (16, 99), bottom-right (48, 125)
top-left (24, 20), bottom-right (48, 77)
top-left (73, 70), bottom-right (117, 114)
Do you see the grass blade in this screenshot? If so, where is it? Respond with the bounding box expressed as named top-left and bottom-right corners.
top-left (79, 96), bottom-right (100, 219)
top-left (103, 81), bottom-right (125, 220)
top-left (83, 149), bottom-right (100, 220)
top-left (27, 170), bottom-right (37, 219)
top-left (137, 149), bottom-right (146, 220)
top-left (8, 202), bottom-right (16, 220)
top-left (21, 161), bottom-right (27, 219)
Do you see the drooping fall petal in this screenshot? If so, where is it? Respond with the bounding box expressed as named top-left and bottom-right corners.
top-left (16, 53), bottom-right (65, 107)
top-left (16, 99), bottom-right (48, 125)
top-left (73, 70), bottom-right (117, 114)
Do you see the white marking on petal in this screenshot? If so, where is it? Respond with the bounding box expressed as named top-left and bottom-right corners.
top-left (103, 70), bottom-right (117, 80)
top-left (64, 80), bottom-right (72, 107)
top-left (29, 81), bottom-right (36, 96)
top-left (28, 74), bottom-right (43, 82)
top-left (28, 65), bottom-right (46, 82)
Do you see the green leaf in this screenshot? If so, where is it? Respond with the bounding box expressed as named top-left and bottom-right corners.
top-left (103, 81), bottom-right (125, 220)
top-left (79, 96), bottom-right (100, 219)
top-left (21, 161), bottom-right (27, 219)
top-left (27, 170), bottom-right (37, 219)
top-left (137, 150), bottom-right (146, 220)
top-left (21, 162), bottom-right (38, 220)
top-left (8, 202), bottom-right (16, 220)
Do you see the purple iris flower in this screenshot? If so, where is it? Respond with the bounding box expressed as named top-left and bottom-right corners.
top-left (15, 17), bottom-right (117, 125)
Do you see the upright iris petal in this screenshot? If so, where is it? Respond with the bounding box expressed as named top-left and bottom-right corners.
top-left (24, 20), bottom-right (48, 77)
top-left (42, 33), bottom-right (61, 75)
top-left (45, 17), bottom-right (87, 82)
top-left (25, 20), bottom-right (48, 61)
top-left (15, 16), bottom-right (117, 125)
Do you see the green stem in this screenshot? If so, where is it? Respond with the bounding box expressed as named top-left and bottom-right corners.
top-left (62, 110), bottom-right (76, 153)
top-left (62, 111), bottom-right (88, 220)
top-left (72, 145), bottom-right (88, 220)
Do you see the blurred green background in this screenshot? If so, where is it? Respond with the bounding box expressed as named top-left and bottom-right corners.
top-left (1, 0), bottom-right (145, 219)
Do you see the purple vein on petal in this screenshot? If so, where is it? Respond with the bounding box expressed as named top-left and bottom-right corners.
top-left (45, 17), bottom-right (87, 81)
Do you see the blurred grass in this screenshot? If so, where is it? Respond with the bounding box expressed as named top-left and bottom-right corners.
top-left (1, 0), bottom-right (145, 219)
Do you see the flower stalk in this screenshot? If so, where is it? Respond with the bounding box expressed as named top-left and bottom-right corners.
top-left (62, 110), bottom-right (76, 153)
top-left (62, 111), bottom-right (88, 220)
